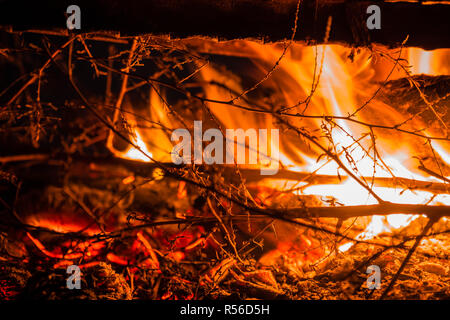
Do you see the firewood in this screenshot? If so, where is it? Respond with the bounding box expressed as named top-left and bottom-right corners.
top-left (0, 0), bottom-right (449, 49)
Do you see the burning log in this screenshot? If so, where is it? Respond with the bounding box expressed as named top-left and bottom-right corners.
top-left (0, 0), bottom-right (450, 49)
top-left (379, 75), bottom-right (450, 129)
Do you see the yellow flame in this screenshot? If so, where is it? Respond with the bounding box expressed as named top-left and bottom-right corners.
top-left (123, 130), bottom-right (153, 161)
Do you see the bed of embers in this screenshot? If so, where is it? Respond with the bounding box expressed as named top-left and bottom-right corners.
top-left (0, 29), bottom-right (449, 300)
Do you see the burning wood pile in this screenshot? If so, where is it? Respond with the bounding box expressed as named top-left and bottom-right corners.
top-left (0, 1), bottom-right (449, 301)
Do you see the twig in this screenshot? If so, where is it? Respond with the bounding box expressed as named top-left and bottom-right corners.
top-left (280, 202), bottom-right (449, 220)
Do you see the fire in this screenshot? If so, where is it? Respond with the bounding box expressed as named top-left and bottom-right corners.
top-left (338, 214), bottom-right (420, 252)
top-left (123, 130), bottom-right (153, 161)
top-left (408, 48), bottom-right (450, 75)
top-left (111, 41), bottom-right (449, 257)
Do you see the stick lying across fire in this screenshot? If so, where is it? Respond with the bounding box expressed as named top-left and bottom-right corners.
top-left (0, 27), bottom-right (449, 300)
